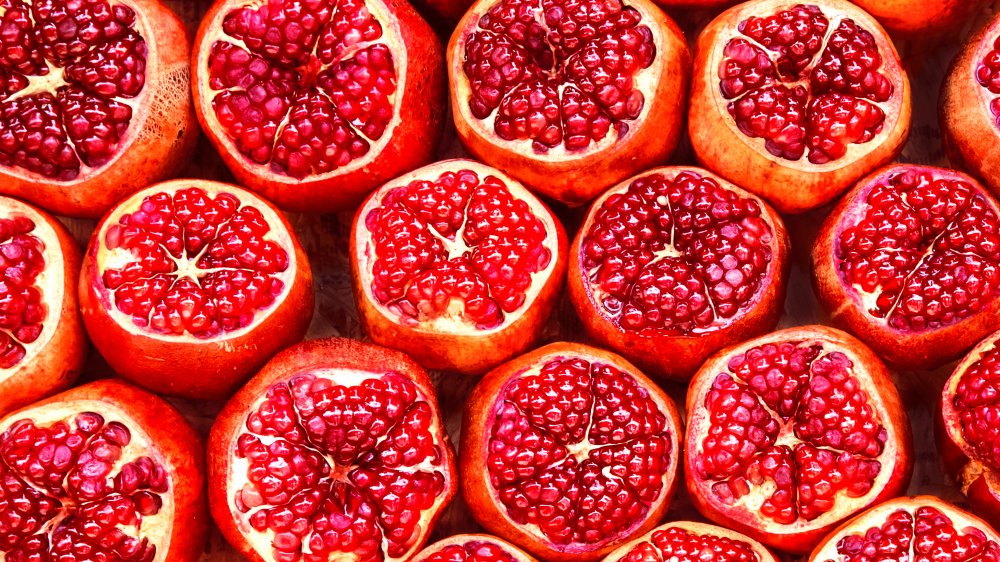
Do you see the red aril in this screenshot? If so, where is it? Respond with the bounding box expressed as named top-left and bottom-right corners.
top-left (79, 179), bottom-right (314, 400)
top-left (447, 0), bottom-right (691, 206)
top-left (568, 166), bottom-right (789, 380)
top-left (807, 496), bottom-right (1000, 562)
top-left (689, 0), bottom-right (911, 214)
top-left (208, 338), bottom-right (457, 562)
top-left (193, 0), bottom-right (446, 214)
top-left (854, 0), bottom-right (990, 37)
top-left (601, 521), bottom-right (779, 562)
top-left (685, 325), bottom-right (912, 554)
top-left (351, 159), bottom-right (567, 375)
top-left (461, 342), bottom-right (683, 562)
top-left (0, 196), bottom-right (86, 416)
top-left (0, 379), bottom-right (207, 562)
top-left (0, 0), bottom-right (197, 218)
top-left (812, 164), bottom-right (1000, 370)
top-left (412, 535), bottom-right (537, 562)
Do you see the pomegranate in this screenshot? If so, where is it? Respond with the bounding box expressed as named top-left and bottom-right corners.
top-left (685, 325), bottom-right (912, 554)
top-left (688, 0), bottom-right (911, 214)
top-left (0, 379), bottom-right (207, 562)
top-left (601, 521), bottom-right (778, 562)
top-left (941, 10), bottom-right (1000, 197)
top-left (411, 535), bottom-right (537, 562)
top-left (0, 196), bottom-right (86, 416)
top-left (853, 0), bottom-right (990, 37)
top-left (192, 0), bottom-right (446, 214)
top-left (937, 328), bottom-right (1000, 531)
top-left (208, 338), bottom-right (457, 562)
top-left (0, 0), bottom-right (197, 218)
top-left (447, 0), bottom-right (691, 206)
top-left (351, 159), bottom-right (567, 375)
top-left (461, 342), bottom-right (683, 562)
top-left (79, 179), bottom-right (314, 400)
top-left (807, 496), bottom-right (1000, 562)
top-left (568, 166), bottom-right (789, 381)
top-left (812, 164), bottom-right (1000, 370)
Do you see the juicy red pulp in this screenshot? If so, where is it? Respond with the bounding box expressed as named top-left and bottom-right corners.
top-left (827, 506), bottom-right (1000, 561)
top-left (0, 0), bottom-right (147, 180)
top-left (616, 527), bottom-right (760, 562)
top-left (207, 0), bottom-right (397, 179)
top-left (100, 187), bottom-right (290, 338)
top-left (718, 4), bottom-right (893, 164)
top-left (365, 169), bottom-right (551, 329)
top-left (0, 412), bottom-right (168, 562)
top-left (976, 35), bottom-right (1000, 128)
top-left (952, 343), bottom-right (1000, 471)
top-left (462, 0), bottom-right (655, 152)
top-left (581, 171), bottom-right (773, 334)
top-left (694, 341), bottom-right (888, 524)
top-left (422, 541), bottom-right (517, 562)
top-left (233, 372), bottom-right (448, 562)
top-left (486, 358), bottom-right (672, 546)
top-left (835, 169), bottom-right (1000, 331)
top-left (0, 215), bottom-right (46, 368)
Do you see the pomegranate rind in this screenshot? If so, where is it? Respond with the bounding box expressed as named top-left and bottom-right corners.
top-left (599, 521), bottom-right (779, 562)
top-left (942, 11), bottom-right (1000, 198)
top-left (192, 0), bottom-right (446, 214)
top-left (811, 164), bottom-right (1000, 370)
top-left (684, 325), bottom-right (913, 554)
top-left (461, 342), bottom-right (683, 562)
top-left (208, 338), bottom-right (458, 562)
top-left (412, 534), bottom-right (538, 562)
top-left (855, 0), bottom-right (990, 37)
top-left (0, 379), bottom-right (208, 562)
top-left (806, 496), bottom-right (1000, 562)
top-left (0, 0), bottom-right (197, 219)
top-left (447, 0), bottom-right (691, 207)
top-left (79, 179), bottom-right (315, 400)
top-left (0, 197), bottom-right (85, 416)
top-left (351, 158), bottom-right (568, 375)
top-left (567, 166), bottom-right (790, 381)
top-left (689, 0), bottom-right (911, 214)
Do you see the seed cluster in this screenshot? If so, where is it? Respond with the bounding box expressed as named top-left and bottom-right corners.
top-left (0, 216), bottom-right (46, 369)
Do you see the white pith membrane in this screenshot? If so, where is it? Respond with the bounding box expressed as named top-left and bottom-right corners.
top-left (413, 534), bottom-right (534, 562)
top-left (809, 497), bottom-right (1000, 561)
top-left (484, 353), bottom-right (678, 550)
top-left (93, 184), bottom-right (297, 342)
top-left (356, 161), bottom-right (560, 335)
top-left (604, 521), bottom-right (774, 562)
top-left (453, 0), bottom-right (666, 161)
top-left (0, 0), bottom-right (155, 184)
top-left (687, 337), bottom-right (902, 534)
top-left (707, 1), bottom-right (904, 170)
top-left (227, 368), bottom-right (452, 562)
top-left (0, 400), bottom-right (176, 562)
top-left (196, 0), bottom-right (407, 182)
top-left (0, 200), bottom-right (62, 384)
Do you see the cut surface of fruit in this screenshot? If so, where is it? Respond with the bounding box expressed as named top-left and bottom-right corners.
top-left (685, 326), bottom-right (912, 554)
top-left (601, 521), bottom-right (778, 562)
top-left (413, 535), bottom-right (537, 562)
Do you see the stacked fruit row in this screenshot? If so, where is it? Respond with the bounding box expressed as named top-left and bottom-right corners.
top-left (3, 0), bottom-right (1000, 561)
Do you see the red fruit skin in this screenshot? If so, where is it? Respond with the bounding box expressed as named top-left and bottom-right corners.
top-left (208, 338), bottom-right (458, 562)
top-left (855, 0), bottom-right (990, 37)
top-left (0, 200), bottom-right (87, 416)
top-left (812, 164), bottom-right (1000, 370)
top-left (192, 0), bottom-right (446, 214)
top-left (567, 167), bottom-right (790, 381)
top-left (684, 325), bottom-right (913, 555)
top-left (0, 0), bottom-right (198, 219)
top-left (461, 342), bottom-right (683, 562)
top-left (2, 378), bottom-right (209, 562)
top-left (78, 180), bottom-right (315, 400)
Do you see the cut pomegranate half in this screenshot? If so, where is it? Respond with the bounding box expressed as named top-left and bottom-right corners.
top-left (689, 0), bottom-right (911, 213)
top-left (79, 179), bottom-right (314, 400)
top-left (351, 159), bottom-right (567, 374)
top-left (0, 379), bottom-right (207, 562)
top-left (601, 521), bottom-right (779, 562)
top-left (461, 342), bottom-right (683, 562)
top-left (208, 338), bottom-right (457, 562)
top-left (412, 535), bottom-right (537, 562)
top-left (0, 196), bottom-right (86, 416)
top-left (812, 164), bottom-right (1000, 370)
top-left (685, 325), bottom-right (912, 554)
top-left (193, 0), bottom-right (446, 214)
top-left (0, 0), bottom-right (197, 218)
top-left (447, 0), bottom-right (691, 206)
top-left (807, 496), bottom-right (1000, 562)
top-left (568, 166), bottom-right (789, 380)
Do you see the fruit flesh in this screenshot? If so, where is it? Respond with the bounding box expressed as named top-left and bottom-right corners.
top-left (953, 343), bottom-right (1000, 472)
top-left (614, 526), bottom-right (761, 562)
top-left (977, 35), bottom-right (1000, 129)
top-left (420, 540), bottom-right (519, 562)
top-left (0, 215), bottom-right (46, 369)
